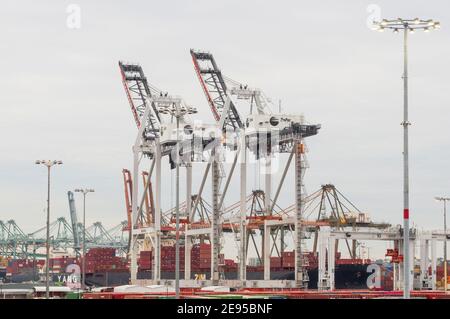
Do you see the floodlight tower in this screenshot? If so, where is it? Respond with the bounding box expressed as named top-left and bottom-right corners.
top-left (74, 188), bottom-right (95, 291)
top-left (35, 159), bottom-right (63, 299)
top-left (372, 18), bottom-right (440, 299)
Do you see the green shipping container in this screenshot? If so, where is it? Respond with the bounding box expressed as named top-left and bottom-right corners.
top-left (66, 292), bottom-right (82, 299)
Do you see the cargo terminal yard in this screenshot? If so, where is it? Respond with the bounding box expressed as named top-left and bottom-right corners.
top-left (1, 2), bottom-right (449, 301)
top-left (2, 43), bottom-right (450, 299)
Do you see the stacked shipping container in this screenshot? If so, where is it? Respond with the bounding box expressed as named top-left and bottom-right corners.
top-left (6, 259), bottom-right (45, 275)
top-left (84, 248), bottom-right (127, 273)
top-left (138, 250), bottom-right (152, 271)
top-left (4, 247), bottom-right (393, 281)
top-left (49, 256), bottom-right (79, 273)
top-left (138, 244), bottom-right (229, 272)
top-left (192, 243), bottom-right (211, 269)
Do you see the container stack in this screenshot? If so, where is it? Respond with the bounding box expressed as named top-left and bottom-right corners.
top-left (138, 244), bottom-right (227, 272)
top-left (49, 256), bottom-right (79, 273)
top-left (191, 243), bottom-right (212, 270)
top-left (138, 250), bottom-right (152, 271)
top-left (336, 258), bottom-right (370, 265)
top-left (84, 248), bottom-right (127, 273)
top-left (161, 245), bottom-right (185, 271)
top-left (270, 256), bottom-right (282, 269)
top-left (6, 259), bottom-right (45, 275)
top-left (305, 252), bottom-right (318, 269)
top-left (378, 265), bottom-right (394, 291)
top-left (224, 259), bottom-right (237, 270)
top-left (435, 262), bottom-right (450, 287)
top-left (282, 251), bottom-right (295, 268)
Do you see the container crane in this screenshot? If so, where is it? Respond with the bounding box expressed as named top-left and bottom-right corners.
top-left (119, 60), bottom-right (216, 282)
top-left (191, 49), bottom-right (320, 287)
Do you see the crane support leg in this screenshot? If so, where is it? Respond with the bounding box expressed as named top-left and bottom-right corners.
top-left (295, 140), bottom-right (305, 288)
top-left (328, 235), bottom-right (336, 290)
top-left (431, 238), bottom-right (437, 290)
top-left (211, 150), bottom-right (220, 284)
top-left (264, 222), bottom-right (270, 280)
top-left (239, 135), bottom-right (247, 281)
top-left (185, 162), bottom-right (192, 280)
top-left (154, 144), bottom-right (162, 281)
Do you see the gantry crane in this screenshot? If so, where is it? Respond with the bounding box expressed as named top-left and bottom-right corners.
top-left (191, 49), bottom-right (320, 286)
top-left (119, 52), bottom-right (320, 286)
top-left (119, 61), bottom-right (175, 281)
top-left (191, 49), bottom-right (250, 282)
top-left (296, 184), bottom-right (391, 257)
top-left (0, 220), bottom-right (30, 259)
top-left (119, 60), bottom-right (218, 282)
top-left (0, 217), bottom-right (128, 260)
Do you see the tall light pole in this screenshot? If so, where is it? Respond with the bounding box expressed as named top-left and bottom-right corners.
top-left (372, 18), bottom-right (440, 299)
top-left (35, 159), bottom-right (63, 299)
top-left (435, 197), bottom-right (449, 292)
top-left (74, 188), bottom-right (95, 291)
top-left (158, 102), bottom-right (197, 299)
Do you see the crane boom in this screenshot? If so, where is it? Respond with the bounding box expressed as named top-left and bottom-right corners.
top-left (67, 191), bottom-right (80, 249)
top-left (119, 61), bottom-right (161, 138)
top-left (190, 49), bottom-right (243, 131)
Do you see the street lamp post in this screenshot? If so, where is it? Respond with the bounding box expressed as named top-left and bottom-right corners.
top-left (372, 18), bottom-right (440, 299)
top-left (158, 102), bottom-right (197, 299)
top-left (35, 159), bottom-right (63, 299)
top-left (74, 188), bottom-right (95, 291)
top-left (435, 197), bottom-right (450, 292)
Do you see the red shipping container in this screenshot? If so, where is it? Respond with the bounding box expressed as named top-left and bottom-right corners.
top-left (270, 257), bottom-right (282, 268)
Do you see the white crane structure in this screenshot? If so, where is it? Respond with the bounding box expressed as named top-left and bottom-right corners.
top-left (118, 52), bottom-right (446, 292)
top-left (120, 51), bottom-right (321, 288)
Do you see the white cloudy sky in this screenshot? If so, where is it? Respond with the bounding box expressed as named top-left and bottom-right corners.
top-left (1, 0), bottom-right (449, 258)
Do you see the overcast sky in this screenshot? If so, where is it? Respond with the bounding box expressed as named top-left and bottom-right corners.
top-left (1, 0), bottom-right (449, 258)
